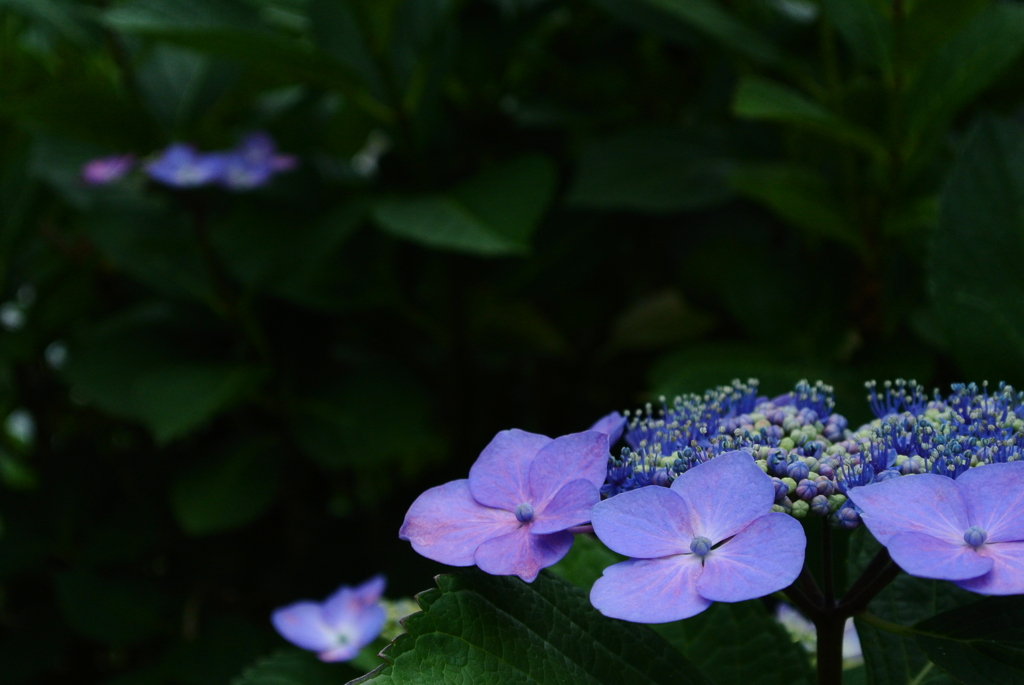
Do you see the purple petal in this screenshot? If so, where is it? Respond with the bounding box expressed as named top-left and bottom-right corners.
top-left (669, 451), bottom-right (774, 543)
top-left (399, 479), bottom-right (519, 566)
top-left (317, 604), bottom-right (386, 662)
top-left (591, 485), bottom-right (692, 558)
top-left (530, 479), bottom-right (599, 534)
top-left (956, 462), bottom-right (1024, 543)
top-left (589, 412), bottom-right (626, 445)
top-left (469, 429), bottom-right (551, 511)
top-left (473, 526), bottom-right (573, 582)
top-left (321, 575), bottom-right (385, 628)
top-left (590, 555), bottom-right (710, 623)
top-left (527, 431), bottom-right (609, 510)
top-left (885, 531), bottom-right (993, 581)
top-left (956, 541), bottom-right (1024, 595)
top-left (847, 474), bottom-right (969, 545)
top-left (81, 154), bottom-right (135, 185)
top-left (696, 513), bottom-right (805, 602)
top-left (271, 602), bottom-right (336, 652)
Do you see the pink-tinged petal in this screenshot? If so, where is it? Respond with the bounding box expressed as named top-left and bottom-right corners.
top-left (696, 513), bottom-right (805, 602)
top-left (590, 412), bottom-right (626, 445)
top-left (473, 527), bottom-right (573, 582)
top-left (955, 541), bottom-right (1024, 595)
top-left (590, 555), bottom-right (710, 623)
top-left (271, 602), bottom-right (336, 652)
top-left (469, 429), bottom-right (552, 510)
top-left (884, 531), bottom-right (992, 581)
top-left (321, 575), bottom-right (385, 628)
top-left (318, 603), bottom-right (386, 662)
top-left (319, 644), bottom-right (361, 662)
top-left (848, 473), bottom-right (969, 545)
top-left (591, 486), bottom-right (692, 558)
top-left (399, 480), bottom-right (519, 566)
top-left (957, 462), bottom-right (1024, 543)
top-left (669, 451), bottom-right (774, 543)
top-left (530, 479), bottom-right (599, 534)
top-left (528, 431), bottom-right (609, 510)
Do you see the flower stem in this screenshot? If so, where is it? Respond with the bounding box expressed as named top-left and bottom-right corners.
top-left (814, 614), bottom-right (846, 685)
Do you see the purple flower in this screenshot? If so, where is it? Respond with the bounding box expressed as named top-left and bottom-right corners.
top-left (589, 451), bottom-right (806, 623)
top-left (271, 575), bottom-right (386, 662)
top-left (81, 154), bottom-right (135, 185)
top-left (589, 411), bottom-right (626, 447)
top-left (848, 462), bottom-right (1024, 594)
top-left (399, 429), bottom-right (609, 582)
top-left (220, 132), bottom-right (298, 190)
top-left (145, 144), bottom-right (226, 188)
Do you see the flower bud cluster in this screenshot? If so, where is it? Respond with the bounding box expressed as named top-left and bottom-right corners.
top-left (603, 378), bottom-right (1024, 530)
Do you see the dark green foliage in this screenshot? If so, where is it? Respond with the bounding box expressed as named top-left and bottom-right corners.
top-left (1, 0), bottom-right (1024, 682)
top-left (355, 570), bottom-right (710, 685)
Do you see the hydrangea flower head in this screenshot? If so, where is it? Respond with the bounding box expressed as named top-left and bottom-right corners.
top-left (399, 429), bottom-right (609, 582)
top-left (145, 144), bottom-right (226, 188)
top-left (589, 451), bottom-right (806, 623)
top-left (848, 461), bottom-right (1024, 594)
top-left (81, 154), bottom-right (135, 185)
top-left (271, 575), bottom-right (386, 662)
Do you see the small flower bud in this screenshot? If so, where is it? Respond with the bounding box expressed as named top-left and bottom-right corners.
top-left (817, 463), bottom-right (835, 479)
top-left (833, 503), bottom-right (861, 530)
top-left (810, 495), bottom-right (830, 517)
top-left (787, 461), bottom-right (810, 481)
top-left (791, 500), bottom-right (809, 519)
top-left (814, 476), bottom-right (833, 496)
top-left (963, 526), bottom-right (987, 548)
top-left (827, 494), bottom-right (846, 513)
top-left (875, 469), bottom-right (901, 483)
top-left (771, 477), bottom-right (788, 502)
top-left (755, 459), bottom-right (769, 473)
top-left (795, 479), bottom-right (817, 501)
top-left (779, 437), bottom-right (796, 451)
top-left (689, 536), bottom-right (713, 557)
top-left (515, 503), bottom-right (534, 523)
top-left (781, 477), bottom-right (797, 495)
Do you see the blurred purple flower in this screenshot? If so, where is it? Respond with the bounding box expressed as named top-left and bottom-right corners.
top-left (81, 154), bottom-right (135, 185)
top-left (399, 429), bottom-right (609, 582)
top-left (589, 451), bottom-right (806, 623)
top-left (145, 144), bottom-right (226, 188)
top-left (848, 462), bottom-right (1024, 594)
top-left (220, 132), bottom-right (298, 190)
top-left (271, 575), bottom-right (386, 662)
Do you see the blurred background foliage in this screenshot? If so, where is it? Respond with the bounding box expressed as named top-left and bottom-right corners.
top-left (2, 0), bottom-right (1024, 682)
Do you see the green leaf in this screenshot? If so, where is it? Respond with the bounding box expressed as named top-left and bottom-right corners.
top-left (930, 116), bottom-right (1024, 383)
top-left (548, 534), bottom-right (623, 591)
top-left (308, 0), bottom-right (385, 94)
top-left (567, 128), bottom-right (733, 213)
top-left (902, 3), bottom-right (1024, 158)
top-left (63, 307), bottom-right (265, 442)
top-left (372, 154), bottom-right (556, 255)
top-left (653, 601), bottom-right (813, 685)
top-left (232, 649), bottom-right (359, 685)
top-left (56, 570), bottom-right (167, 645)
top-left (134, 43), bottom-right (239, 131)
top-left (733, 77), bottom-right (887, 159)
top-left (913, 597), bottom-right (1024, 685)
top-left (729, 163), bottom-right (867, 253)
top-left (847, 527), bottom-right (975, 685)
top-left (650, 343), bottom-right (821, 399)
top-left (170, 438), bottom-right (280, 536)
top-left (352, 570), bottom-right (712, 685)
top-left (631, 0), bottom-right (784, 65)
top-left (820, 0), bottom-right (892, 76)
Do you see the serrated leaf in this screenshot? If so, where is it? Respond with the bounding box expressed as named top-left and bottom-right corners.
top-left (653, 601), bottom-right (813, 685)
top-left (930, 115), bottom-right (1024, 383)
top-left (170, 439), bottom-right (280, 536)
top-left (353, 570), bottom-right (712, 685)
top-left (913, 597), bottom-right (1024, 685)
top-left (733, 77), bottom-right (887, 159)
top-left (902, 3), bottom-right (1024, 158)
top-left (372, 154), bottom-right (556, 256)
top-left (567, 128), bottom-right (733, 213)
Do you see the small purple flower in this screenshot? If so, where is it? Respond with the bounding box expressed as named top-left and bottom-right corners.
top-left (399, 429), bottom-right (609, 582)
top-left (82, 154), bottom-right (135, 185)
top-left (589, 451), bottom-right (806, 623)
top-left (145, 144), bottom-right (226, 188)
top-left (220, 132), bottom-right (298, 190)
top-left (848, 462), bottom-right (1024, 594)
top-left (271, 575), bottom-right (386, 662)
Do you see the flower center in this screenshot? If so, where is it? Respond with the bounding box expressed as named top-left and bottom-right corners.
top-left (515, 503), bottom-right (534, 523)
top-left (689, 536), bottom-right (713, 557)
top-left (964, 526), bottom-right (988, 548)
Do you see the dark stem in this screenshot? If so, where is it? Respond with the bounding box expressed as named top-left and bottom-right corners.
top-left (814, 614), bottom-right (846, 685)
top-left (837, 548), bottom-right (891, 606)
top-left (838, 558), bottom-right (902, 615)
top-left (822, 524), bottom-right (835, 608)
